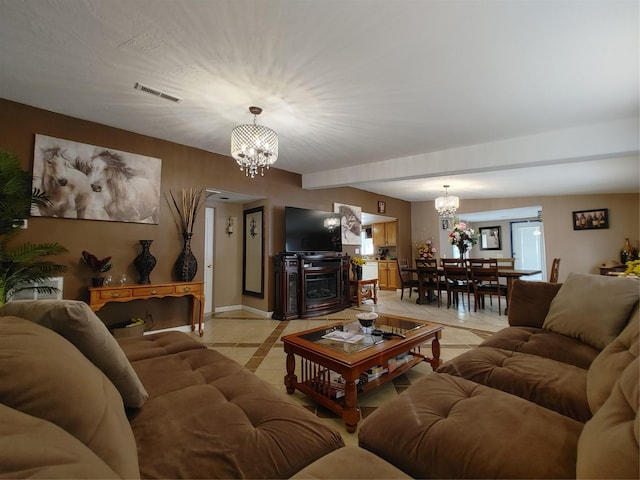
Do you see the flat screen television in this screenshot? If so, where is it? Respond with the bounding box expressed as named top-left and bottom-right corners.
top-left (285, 206), bottom-right (342, 254)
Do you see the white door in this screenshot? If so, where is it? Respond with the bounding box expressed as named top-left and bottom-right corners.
top-left (204, 207), bottom-right (214, 314)
top-left (511, 220), bottom-right (544, 280)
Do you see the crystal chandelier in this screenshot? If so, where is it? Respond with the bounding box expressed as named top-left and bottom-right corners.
top-left (435, 185), bottom-right (459, 217)
top-left (231, 106), bottom-right (278, 178)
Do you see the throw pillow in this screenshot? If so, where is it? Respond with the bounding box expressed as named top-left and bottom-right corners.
top-left (542, 273), bottom-right (639, 350)
top-left (0, 316), bottom-right (139, 478)
top-left (508, 279), bottom-right (563, 328)
top-left (0, 299), bottom-right (148, 408)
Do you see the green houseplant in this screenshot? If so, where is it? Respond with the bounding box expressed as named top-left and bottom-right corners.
top-left (0, 149), bottom-right (68, 305)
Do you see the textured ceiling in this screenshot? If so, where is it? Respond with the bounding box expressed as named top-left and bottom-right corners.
top-left (0, 0), bottom-right (638, 202)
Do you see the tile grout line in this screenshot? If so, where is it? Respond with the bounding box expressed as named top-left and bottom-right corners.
top-left (244, 320), bottom-right (289, 372)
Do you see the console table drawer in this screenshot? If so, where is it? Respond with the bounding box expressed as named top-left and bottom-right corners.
top-left (133, 285), bottom-right (175, 296)
top-left (175, 283), bottom-right (202, 294)
top-left (98, 289), bottom-right (132, 299)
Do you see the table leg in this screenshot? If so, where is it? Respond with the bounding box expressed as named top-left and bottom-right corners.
top-left (430, 333), bottom-right (442, 370)
top-left (285, 353), bottom-right (297, 394)
top-left (342, 378), bottom-right (360, 433)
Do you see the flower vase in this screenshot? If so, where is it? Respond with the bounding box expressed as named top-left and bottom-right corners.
top-left (134, 240), bottom-right (157, 284)
top-left (174, 233), bottom-right (197, 282)
top-left (353, 265), bottom-right (363, 280)
top-left (620, 238), bottom-right (637, 265)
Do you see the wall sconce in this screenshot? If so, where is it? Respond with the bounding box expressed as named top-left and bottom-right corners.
top-left (226, 216), bottom-right (235, 236)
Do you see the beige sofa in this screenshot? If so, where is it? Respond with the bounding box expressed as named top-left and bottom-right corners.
top-left (358, 274), bottom-right (639, 479)
top-left (0, 299), bottom-right (348, 478)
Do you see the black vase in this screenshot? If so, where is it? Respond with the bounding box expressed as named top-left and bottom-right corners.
top-left (134, 239), bottom-right (157, 284)
top-left (353, 265), bottom-right (363, 280)
top-left (174, 232), bottom-right (197, 282)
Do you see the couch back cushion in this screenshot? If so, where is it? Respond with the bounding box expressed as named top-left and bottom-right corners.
top-left (0, 316), bottom-right (139, 479)
top-left (0, 403), bottom-right (120, 479)
top-left (0, 299), bottom-right (148, 408)
top-left (542, 273), bottom-right (639, 350)
top-left (508, 280), bottom-right (562, 328)
top-left (587, 304), bottom-right (639, 414)
top-left (577, 357), bottom-right (639, 479)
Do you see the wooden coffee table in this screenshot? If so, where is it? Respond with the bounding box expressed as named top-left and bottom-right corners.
top-left (282, 314), bottom-right (443, 432)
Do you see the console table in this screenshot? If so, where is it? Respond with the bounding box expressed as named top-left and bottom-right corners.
top-left (88, 281), bottom-right (205, 336)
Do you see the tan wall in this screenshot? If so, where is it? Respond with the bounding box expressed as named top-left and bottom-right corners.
top-left (0, 99), bottom-right (411, 326)
top-left (412, 194), bottom-right (640, 282)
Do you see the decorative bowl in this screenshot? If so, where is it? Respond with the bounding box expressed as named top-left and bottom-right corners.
top-left (356, 312), bottom-right (378, 328)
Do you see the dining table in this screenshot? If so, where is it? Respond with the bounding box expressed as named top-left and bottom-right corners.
top-left (404, 266), bottom-right (543, 312)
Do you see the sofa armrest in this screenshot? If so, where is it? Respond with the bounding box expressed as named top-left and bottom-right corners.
top-left (508, 280), bottom-right (562, 328)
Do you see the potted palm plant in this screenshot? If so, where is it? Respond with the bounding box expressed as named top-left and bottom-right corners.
top-left (0, 149), bottom-right (68, 305)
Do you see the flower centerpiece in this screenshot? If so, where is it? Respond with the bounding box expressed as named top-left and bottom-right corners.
top-left (417, 239), bottom-right (437, 260)
top-left (351, 256), bottom-right (367, 280)
top-left (81, 250), bottom-right (112, 287)
top-left (448, 222), bottom-right (478, 259)
top-left (622, 259), bottom-right (640, 277)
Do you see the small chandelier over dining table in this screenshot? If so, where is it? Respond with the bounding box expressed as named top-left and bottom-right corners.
top-left (435, 185), bottom-right (459, 217)
top-left (231, 106), bottom-right (278, 178)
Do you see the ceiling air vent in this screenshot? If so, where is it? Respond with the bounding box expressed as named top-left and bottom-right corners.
top-left (134, 82), bottom-right (182, 103)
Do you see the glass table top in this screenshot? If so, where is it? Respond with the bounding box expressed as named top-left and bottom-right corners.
top-left (299, 314), bottom-right (430, 354)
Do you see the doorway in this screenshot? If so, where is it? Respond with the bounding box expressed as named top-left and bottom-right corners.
top-left (511, 220), bottom-right (545, 280)
top-left (204, 207), bottom-right (214, 314)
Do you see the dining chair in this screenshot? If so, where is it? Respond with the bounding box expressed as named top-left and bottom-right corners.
top-left (396, 258), bottom-right (420, 300)
top-left (415, 258), bottom-right (442, 307)
top-left (549, 258), bottom-right (561, 283)
top-left (470, 259), bottom-right (506, 315)
top-left (443, 260), bottom-right (472, 310)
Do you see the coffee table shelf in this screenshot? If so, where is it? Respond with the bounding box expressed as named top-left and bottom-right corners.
top-left (282, 314), bottom-right (442, 432)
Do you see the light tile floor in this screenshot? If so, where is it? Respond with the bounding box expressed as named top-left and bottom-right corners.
top-left (184, 289), bottom-right (508, 442)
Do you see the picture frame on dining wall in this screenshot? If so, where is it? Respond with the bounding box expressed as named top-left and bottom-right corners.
top-left (479, 226), bottom-right (502, 250)
top-left (572, 208), bottom-right (609, 230)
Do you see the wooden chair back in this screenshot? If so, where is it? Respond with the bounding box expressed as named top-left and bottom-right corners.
top-left (549, 258), bottom-right (561, 283)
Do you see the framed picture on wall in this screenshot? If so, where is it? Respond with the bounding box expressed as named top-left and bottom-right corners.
top-left (572, 208), bottom-right (609, 230)
top-left (479, 226), bottom-right (502, 250)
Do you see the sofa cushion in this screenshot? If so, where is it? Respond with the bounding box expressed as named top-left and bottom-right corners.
top-left (0, 403), bottom-right (120, 479)
top-left (0, 316), bottom-right (139, 479)
top-left (358, 372), bottom-right (582, 479)
top-left (0, 299), bottom-right (148, 408)
top-left (479, 326), bottom-right (599, 369)
top-left (543, 273), bottom-right (639, 349)
top-left (587, 304), bottom-right (639, 414)
top-left (123, 332), bottom-right (345, 479)
top-left (437, 346), bottom-right (591, 421)
top-left (290, 446), bottom-right (412, 479)
top-left (577, 358), bottom-right (639, 479)
top-left (508, 279), bottom-right (562, 328)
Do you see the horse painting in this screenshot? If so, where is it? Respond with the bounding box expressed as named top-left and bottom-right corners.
top-left (88, 150), bottom-right (159, 224)
top-left (36, 147), bottom-right (93, 219)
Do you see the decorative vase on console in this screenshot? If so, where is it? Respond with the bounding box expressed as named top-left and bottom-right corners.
top-left (174, 232), bottom-right (197, 282)
top-left (169, 188), bottom-right (204, 282)
top-left (353, 265), bottom-right (363, 280)
top-left (620, 238), bottom-right (637, 265)
top-left (134, 240), bottom-right (157, 284)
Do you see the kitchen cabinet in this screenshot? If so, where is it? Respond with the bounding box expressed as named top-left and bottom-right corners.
top-left (377, 260), bottom-right (399, 290)
top-left (372, 221), bottom-right (397, 246)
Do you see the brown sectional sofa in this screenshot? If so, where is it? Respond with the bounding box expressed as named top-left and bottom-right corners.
top-left (0, 299), bottom-right (348, 478)
top-left (359, 274), bottom-right (639, 478)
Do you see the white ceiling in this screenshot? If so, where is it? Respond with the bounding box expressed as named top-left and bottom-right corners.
top-left (1, 0), bottom-right (638, 203)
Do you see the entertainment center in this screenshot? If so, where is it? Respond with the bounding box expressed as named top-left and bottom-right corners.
top-left (273, 205), bottom-right (351, 320)
top-left (272, 253), bottom-right (351, 320)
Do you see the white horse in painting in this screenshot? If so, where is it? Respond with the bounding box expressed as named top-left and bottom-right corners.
top-left (37, 147), bottom-right (93, 219)
top-left (87, 150), bottom-right (159, 224)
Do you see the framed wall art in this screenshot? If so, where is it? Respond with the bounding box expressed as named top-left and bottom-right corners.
top-left (31, 134), bottom-right (162, 224)
top-left (479, 226), bottom-right (502, 250)
top-left (573, 208), bottom-right (609, 230)
top-left (333, 202), bottom-right (362, 245)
